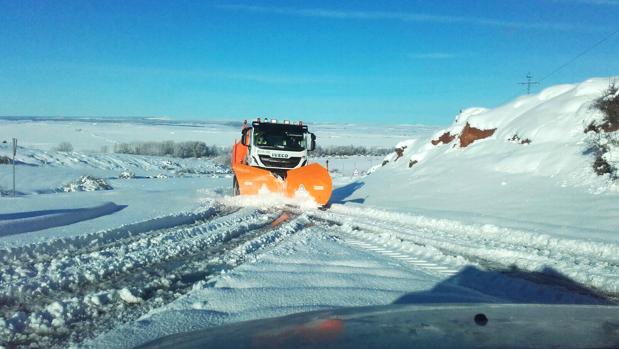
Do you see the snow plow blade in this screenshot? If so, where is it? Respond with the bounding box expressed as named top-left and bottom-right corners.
top-left (232, 163), bottom-right (332, 205)
top-left (284, 163), bottom-right (332, 205)
top-left (233, 164), bottom-right (284, 196)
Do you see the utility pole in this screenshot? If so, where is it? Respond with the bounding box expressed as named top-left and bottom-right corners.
top-left (12, 138), bottom-right (17, 197)
top-left (518, 73), bottom-right (539, 95)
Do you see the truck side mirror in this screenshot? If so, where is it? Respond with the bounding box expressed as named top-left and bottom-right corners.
top-left (240, 130), bottom-right (250, 146)
top-left (310, 133), bottom-right (316, 151)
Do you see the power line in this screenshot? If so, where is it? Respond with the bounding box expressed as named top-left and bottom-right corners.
top-left (539, 27), bottom-right (619, 83)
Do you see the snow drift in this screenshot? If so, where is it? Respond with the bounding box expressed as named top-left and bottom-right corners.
top-left (353, 77), bottom-right (619, 240)
top-left (382, 78), bottom-right (619, 181)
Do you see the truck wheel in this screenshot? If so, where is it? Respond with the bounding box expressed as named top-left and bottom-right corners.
top-left (232, 176), bottom-right (240, 196)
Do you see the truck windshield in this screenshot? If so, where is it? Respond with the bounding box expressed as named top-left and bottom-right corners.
top-left (253, 125), bottom-right (307, 151)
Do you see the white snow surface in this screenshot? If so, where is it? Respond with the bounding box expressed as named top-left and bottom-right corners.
top-left (80, 202), bottom-right (614, 349)
top-left (2, 77), bottom-right (619, 349)
top-left (350, 77), bottom-right (619, 239)
top-left (83, 224), bottom-right (444, 349)
top-left (0, 145), bottom-right (232, 248)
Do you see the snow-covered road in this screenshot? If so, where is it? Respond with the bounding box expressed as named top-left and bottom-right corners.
top-left (1, 204), bottom-right (310, 347)
top-left (1, 199), bottom-right (615, 349)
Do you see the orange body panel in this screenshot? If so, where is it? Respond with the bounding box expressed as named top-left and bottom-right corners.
top-left (232, 141), bottom-right (249, 166)
top-left (231, 131), bottom-right (332, 205)
top-left (232, 162), bottom-right (332, 205)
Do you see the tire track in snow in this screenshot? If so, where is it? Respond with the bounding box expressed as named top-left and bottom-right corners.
top-left (345, 239), bottom-right (459, 276)
top-left (0, 207), bottom-right (312, 349)
top-left (310, 206), bottom-right (619, 298)
top-left (309, 214), bottom-right (462, 278)
top-left (1, 205), bottom-right (239, 303)
top-left (0, 203), bottom-right (232, 265)
top-left (1, 208), bottom-right (264, 304)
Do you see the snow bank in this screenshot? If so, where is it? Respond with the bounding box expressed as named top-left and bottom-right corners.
top-left (59, 176), bottom-right (113, 192)
top-left (375, 77), bottom-right (619, 185)
top-left (349, 77), bottom-right (619, 240)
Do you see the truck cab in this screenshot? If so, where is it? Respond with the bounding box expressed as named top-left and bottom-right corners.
top-left (241, 119), bottom-right (316, 171)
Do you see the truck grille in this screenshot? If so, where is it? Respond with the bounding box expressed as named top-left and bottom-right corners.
top-left (258, 155), bottom-right (302, 169)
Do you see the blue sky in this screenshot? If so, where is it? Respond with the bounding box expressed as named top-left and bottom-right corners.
top-left (1, 0), bottom-right (618, 125)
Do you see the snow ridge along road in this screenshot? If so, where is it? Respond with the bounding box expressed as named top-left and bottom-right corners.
top-left (0, 204), bottom-right (313, 349)
top-left (311, 205), bottom-right (619, 299)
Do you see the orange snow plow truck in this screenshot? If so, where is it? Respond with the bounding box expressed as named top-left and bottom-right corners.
top-left (231, 118), bottom-right (332, 206)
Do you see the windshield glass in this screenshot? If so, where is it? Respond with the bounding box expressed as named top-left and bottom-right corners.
top-left (253, 124), bottom-right (307, 151)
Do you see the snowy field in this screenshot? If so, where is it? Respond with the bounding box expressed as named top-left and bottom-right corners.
top-left (2, 78), bottom-right (619, 349)
top-left (0, 117), bottom-right (438, 150)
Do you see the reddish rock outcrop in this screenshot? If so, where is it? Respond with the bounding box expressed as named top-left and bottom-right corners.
top-left (459, 123), bottom-right (496, 147)
top-left (431, 132), bottom-right (456, 146)
top-left (394, 146), bottom-right (407, 161)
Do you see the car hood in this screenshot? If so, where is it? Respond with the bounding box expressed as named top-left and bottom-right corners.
top-left (136, 303), bottom-right (619, 349)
